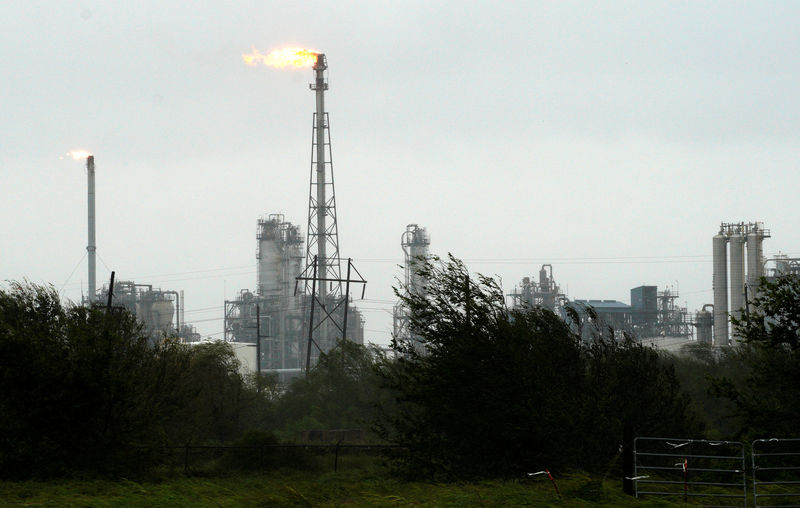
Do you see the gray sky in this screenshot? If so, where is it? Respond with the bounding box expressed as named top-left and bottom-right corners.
top-left (3, 1), bottom-right (799, 344)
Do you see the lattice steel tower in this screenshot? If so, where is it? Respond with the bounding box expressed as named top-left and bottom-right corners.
top-left (304, 53), bottom-right (342, 301)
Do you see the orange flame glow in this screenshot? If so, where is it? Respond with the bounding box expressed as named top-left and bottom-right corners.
top-left (242, 47), bottom-right (318, 68)
top-left (65, 149), bottom-right (92, 160)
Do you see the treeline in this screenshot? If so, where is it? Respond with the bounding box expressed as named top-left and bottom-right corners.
top-left (0, 282), bottom-right (382, 478)
top-left (0, 282), bottom-right (258, 477)
top-left (1, 262), bottom-right (798, 480)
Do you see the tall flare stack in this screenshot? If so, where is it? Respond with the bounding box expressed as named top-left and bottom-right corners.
top-left (87, 155), bottom-right (96, 303)
top-left (314, 54), bottom-right (329, 305)
top-left (306, 53), bottom-right (342, 304)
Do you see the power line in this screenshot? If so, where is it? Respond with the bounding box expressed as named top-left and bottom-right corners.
top-left (182, 305), bottom-right (225, 314)
top-left (58, 253), bottom-right (87, 296)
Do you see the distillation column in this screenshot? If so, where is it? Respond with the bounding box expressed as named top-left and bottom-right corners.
top-left (712, 232), bottom-right (728, 346)
top-left (729, 231), bottom-right (745, 341)
top-left (746, 226), bottom-right (765, 312)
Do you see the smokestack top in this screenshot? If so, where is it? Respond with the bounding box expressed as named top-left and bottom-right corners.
top-left (313, 53), bottom-right (327, 71)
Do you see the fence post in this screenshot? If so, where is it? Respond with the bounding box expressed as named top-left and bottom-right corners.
top-left (623, 422), bottom-right (634, 495)
top-left (184, 444), bottom-right (190, 474)
top-left (334, 440), bottom-right (343, 472)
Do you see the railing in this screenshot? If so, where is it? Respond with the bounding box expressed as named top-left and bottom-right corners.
top-left (752, 438), bottom-right (800, 507)
top-left (634, 437), bottom-right (747, 506)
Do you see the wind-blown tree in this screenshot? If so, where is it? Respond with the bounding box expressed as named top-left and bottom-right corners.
top-left (153, 340), bottom-right (251, 446)
top-left (275, 340), bottom-right (385, 436)
top-left (713, 274), bottom-right (800, 438)
top-left (0, 282), bottom-right (157, 476)
top-left (734, 274), bottom-right (800, 350)
top-left (377, 255), bottom-right (700, 480)
top-left (672, 343), bottom-right (742, 440)
top-left (0, 281), bottom-right (259, 478)
top-left (377, 255), bottom-right (586, 479)
top-left (581, 336), bottom-right (702, 470)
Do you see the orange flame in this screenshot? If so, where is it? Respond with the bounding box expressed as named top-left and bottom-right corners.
top-left (65, 149), bottom-right (92, 160)
top-left (242, 47), bottom-right (318, 68)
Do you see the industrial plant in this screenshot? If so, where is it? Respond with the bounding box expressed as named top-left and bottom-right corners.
top-left (66, 50), bottom-right (798, 374)
top-left (506, 267), bottom-right (693, 348)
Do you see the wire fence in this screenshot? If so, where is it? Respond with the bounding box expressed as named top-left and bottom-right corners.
top-left (133, 444), bottom-right (401, 475)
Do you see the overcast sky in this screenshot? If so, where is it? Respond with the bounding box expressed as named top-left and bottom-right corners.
top-left (3, 1), bottom-right (799, 344)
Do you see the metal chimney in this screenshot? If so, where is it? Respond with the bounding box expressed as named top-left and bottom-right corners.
top-left (87, 155), bottom-right (96, 304)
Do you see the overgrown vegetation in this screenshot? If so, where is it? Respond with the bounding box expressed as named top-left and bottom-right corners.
top-left (0, 282), bottom-right (256, 478)
top-left (1, 265), bottom-right (799, 485)
top-left (376, 255), bottom-right (700, 479)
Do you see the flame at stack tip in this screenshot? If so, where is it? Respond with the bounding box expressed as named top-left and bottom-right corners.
top-left (242, 46), bottom-right (320, 68)
top-left (65, 149), bottom-right (92, 160)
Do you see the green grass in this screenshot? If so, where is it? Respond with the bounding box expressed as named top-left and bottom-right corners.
top-left (0, 469), bottom-right (694, 507)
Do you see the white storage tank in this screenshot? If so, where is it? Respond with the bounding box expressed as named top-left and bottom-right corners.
top-left (729, 232), bottom-right (746, 339)
top-left (712, 233), bottom-right (728, 346)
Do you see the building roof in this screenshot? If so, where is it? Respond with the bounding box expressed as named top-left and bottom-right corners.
top-left (571, 299), bottom-right (631, 310)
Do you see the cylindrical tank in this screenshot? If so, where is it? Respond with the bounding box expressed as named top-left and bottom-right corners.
top-left (729, 233), bottom-right (745, 342)
top-left (257, 219), bottom-right (283, 296)
top-left (150, 300), bottom-right (175, 332)
top-left (712, 233), bottom-right (728, 346)
top-left (746, 229), bottom-right (764, 306)
top-left (696, 305), bottom-right (714, 345)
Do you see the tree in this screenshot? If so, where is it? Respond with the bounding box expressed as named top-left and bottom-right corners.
top-left (672, 343), bottom-right (742, 439)
top-left (734, 274), bottom-right (800, 351)
top-left (377, 255), bottom-right (585, 479)
top-left (712, 274), bottom-right (800, 438)
top-left (581, 336), bottom-right (702, 470)
top-left (152, 340), bottom-right (251, 446)
top-left (0, 281), bottom-right (157, 476)
top-left (377, 255), bottom-right (700, 480)
top-left (275, 340), bottom-right (385, 437)
top-left (0, 281), bottom-right (260, 477)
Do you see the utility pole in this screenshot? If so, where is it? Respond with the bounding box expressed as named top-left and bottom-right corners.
top-left (105, 271), bottom-right (115, 314)
top-left (256, 303), bottom-right (261, 392)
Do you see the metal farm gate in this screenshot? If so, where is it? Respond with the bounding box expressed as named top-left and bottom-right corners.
top-left (751, 438), bottom-right (800, 508)
top-left (634, 437), bottom-right (747, 506)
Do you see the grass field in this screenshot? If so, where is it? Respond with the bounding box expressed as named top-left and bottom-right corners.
top-left (0, 469), bottom-right (691, 507)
